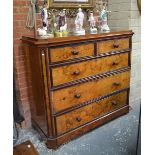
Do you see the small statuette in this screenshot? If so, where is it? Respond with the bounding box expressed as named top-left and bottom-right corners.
top-left (41, 2), bottom-right (48, 32)
top-left (55, 9), bottom-right (68, 37)
top-left (100, 3), bottom-right (111, 32)
top-left (88, 12), bottom-right (97, 34)
top-left (49, 11), bottom-right (57, 34)
top-left (74, 8), bottom-right (85, 35)
top-left (58, 9), bottom-right (67, 32)
top-left (37, 2), bottom-right (49, 36)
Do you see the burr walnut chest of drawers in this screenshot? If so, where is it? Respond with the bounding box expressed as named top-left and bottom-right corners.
top-left (22, 30), bottom-right (134, 149)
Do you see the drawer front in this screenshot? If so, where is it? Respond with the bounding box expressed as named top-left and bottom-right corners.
top-left (56, 91), bottom-right (128, 135)
top-left (53, 71), bottom-right (130, 112)
top-left (98, 38), bottom-right (129, 54)
top-left (50, 43), bottom-right (94, 62)
top-left (52, 53), bottom-right (129, 86)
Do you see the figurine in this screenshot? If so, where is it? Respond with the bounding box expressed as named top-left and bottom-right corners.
top-left (88, 12), bottom-right (97, 33)
top-left (57, 9), bottom-right (67, 32)
top-left (49, 11), bottom-right (57, 33)
top-left (41, 2), bottom-right (48, 32)
top-left (74, 8), bottom-right (85, 35)
top-left (100, 3), bottom-right (111, 31)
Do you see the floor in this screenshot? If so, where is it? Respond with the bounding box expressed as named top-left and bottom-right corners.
top-left (14, 102), bottom-right (140, 155)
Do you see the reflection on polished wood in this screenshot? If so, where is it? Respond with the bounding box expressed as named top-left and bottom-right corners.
top-left (53, 71), bottom-right (130, 112)
top-left (56, 91), bottom-right (128, 135)
top-left (22, 30), bottom-right (133, 149)
top-left (13, 141), bottom-right (39, 155)
top-left (52, 53), bottom-right (129, 86)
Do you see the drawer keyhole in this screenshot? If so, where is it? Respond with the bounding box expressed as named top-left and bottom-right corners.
top-left (76, 117), bottom-right (82, 122)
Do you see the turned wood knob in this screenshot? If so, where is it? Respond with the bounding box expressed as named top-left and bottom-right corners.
top-left (112, 61), bottom-right (119, 66)
top-left (111, 101), bottom-right (118, 106)
top-left (113, 43), bottom-right (119, 48)
top-left (76, 117), bottom-right (82, 122)
top-left (74, 93), bottom-right (81, 99)
top-left (71, 50), bottom-right (79, 55)
top-left (72, 70), bottom-right (80, 75)
top-left (113, 82), bottom-right (121, 86)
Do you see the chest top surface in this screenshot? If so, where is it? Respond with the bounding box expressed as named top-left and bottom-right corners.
top-left (22, 30), bottom-right (134, 46)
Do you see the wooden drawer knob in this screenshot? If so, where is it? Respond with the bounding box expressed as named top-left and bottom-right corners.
top-left (72, 70), bottom-right (80, 75)
top-left (112, 61), bottom-right (119, 66)
top-left (113, 44), bottom-right (119, 48)
top-left (113, 82), bottom-right (121, 86)
top-left (111, 101), bottom-right (118, 106)
top-left (76, 117), bottom-right (82, 122)
top-left (74, 93), bottom-right (81, 99)
top-left (71, 50), bottom-right (79, 55)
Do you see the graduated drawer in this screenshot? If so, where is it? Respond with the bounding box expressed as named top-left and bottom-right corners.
top-left (53, 71), bottom-right (130, 112)
top-left (98, 38), bottom-right (129, 54)
top-left (56, 91), bottom-right (128, 135)
top-left (49, 43), bottom-right (94, 62)
top-left (52, 53), bottom-right (129, 86)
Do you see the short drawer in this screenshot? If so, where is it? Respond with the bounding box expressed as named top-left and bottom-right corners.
top-left (53, 71), bottom-right (130, 112)
top-left (50, 43), bottom-right (94, 62)
top-left (56, 91), bottom-right (128, 135)
top-left (52, 53), bottom-right (129, 86)
top-left (98, 38), bottom-right (130, 54)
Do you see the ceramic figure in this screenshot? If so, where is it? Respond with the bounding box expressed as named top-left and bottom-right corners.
top-left (100, 3), bottom-right (111, 31)
top-left (58, 9), bottom-right (67, 32)
top-left (49, 12), bottom-right (57, 33)
top-left (74, 8), bottom-right (85, 35)
top-left (41, 2), bottom-right (48, 31)
top-left (88, 12), bottom-right (97, 33)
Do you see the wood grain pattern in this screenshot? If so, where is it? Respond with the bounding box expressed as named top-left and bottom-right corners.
top-left (25, 45), bottom-right (48, 136)
top-left (53, 71), bottom-right (130, 112)
top-left (41, 49), bottom-right (54, 137)
top-left (52, 67), bottom-right (130, 91)
top-left (13, 140), bottom-right (39, 155)
top-left (52, 53), bottom-right (129, 86)
top-left (98, 38), bottom-right (129, 54)
top-left (46, 105), bottom-right (129, 149)
top-left (22, 30), bottom-right (133, 149)
top-left (56, 91), bottom-right (127, 135)
top-left (50, 43), bottom-right (94, 62)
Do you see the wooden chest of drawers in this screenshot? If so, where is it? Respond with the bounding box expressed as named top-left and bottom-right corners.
top-left (22, 30), bottom-right (133, 149)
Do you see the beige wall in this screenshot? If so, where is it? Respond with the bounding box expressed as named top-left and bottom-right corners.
top-left (108, 0), bottom-right (141, 105)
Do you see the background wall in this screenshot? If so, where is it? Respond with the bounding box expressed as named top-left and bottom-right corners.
top-left (13, 0), bottom-right (43, 128)
top-left (108, 0), bottom-right (141, 105)
top-left (13, 0), bottom-right (140, 128)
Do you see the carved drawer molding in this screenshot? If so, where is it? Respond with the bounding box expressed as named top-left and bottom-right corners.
top-left (22, 30), bottom-right (134, 149)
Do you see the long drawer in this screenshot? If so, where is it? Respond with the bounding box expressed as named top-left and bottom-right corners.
top-left (56, 91), bottom-right (128, 135)
top-left (52, 71), bottom-right (130, 112)
top-left (50, 43), bottom-right (94, 62)
top-left (52, 53), bottom-right (129, 86)
top-left (97, 38), bottom-right (130, 54)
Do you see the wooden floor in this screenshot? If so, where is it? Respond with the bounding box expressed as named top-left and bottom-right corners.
top-left (13, 140), bottom-right (39, 155)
